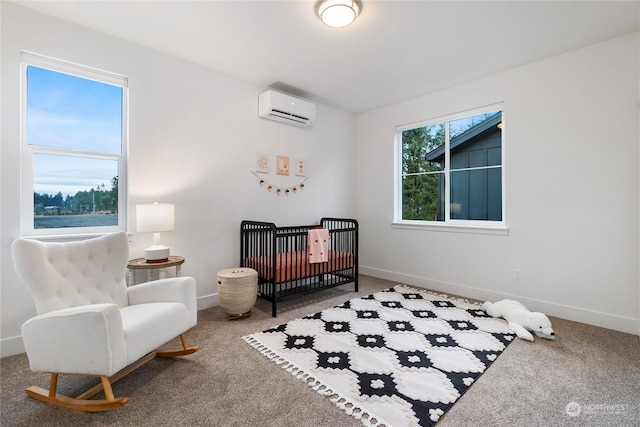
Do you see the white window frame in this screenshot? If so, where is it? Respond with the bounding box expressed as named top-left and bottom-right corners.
top-left (19, 51), bottom-right (129, 238)
top-left (393, 103), bottom-right (507, 235)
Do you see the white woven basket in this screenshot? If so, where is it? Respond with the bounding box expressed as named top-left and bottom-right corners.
top-left (217, 268), bottom-right (258, 318)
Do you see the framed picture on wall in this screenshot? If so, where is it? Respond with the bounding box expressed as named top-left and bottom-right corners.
top-left (255, 152), bottom-right (270, 173)
top-left (294, 158), bottom-right (306, 176)
top-left (276, 155), bottom-right (290, 175)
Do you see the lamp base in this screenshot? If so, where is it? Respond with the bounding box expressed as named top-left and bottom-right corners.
top-left (144, 245), bottom-right (170, 263)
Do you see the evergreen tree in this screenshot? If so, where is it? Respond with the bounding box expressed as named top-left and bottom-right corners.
top-left (33, 176), bottom-right (118, 215)
top-left (402, 123), bottom-right (444, 220)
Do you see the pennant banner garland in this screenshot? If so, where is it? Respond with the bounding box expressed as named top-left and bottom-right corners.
top-left (251, 171), bottom-right (309, 196)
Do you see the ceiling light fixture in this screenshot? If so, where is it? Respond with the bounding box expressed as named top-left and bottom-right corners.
top-left (317, 0), bottom-right (362, 28)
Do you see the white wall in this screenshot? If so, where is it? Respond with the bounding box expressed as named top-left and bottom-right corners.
top-left (1, 3), bottom-right (356, 356)
top-left (356, 32), bottom-right (640, 336)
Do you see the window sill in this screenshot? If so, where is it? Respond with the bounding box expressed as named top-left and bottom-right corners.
top-left (391, 221), bottom-right (509, 236)
top-left (21, 231), bottom-right (132, 242)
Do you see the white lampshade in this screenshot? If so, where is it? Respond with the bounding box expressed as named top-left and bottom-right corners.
top-left (136, 203), bottom-right (175, 262)
top-left (317, 0), bottom-right (361, 28)
top-left (136, 203), bottom-right (175, 232)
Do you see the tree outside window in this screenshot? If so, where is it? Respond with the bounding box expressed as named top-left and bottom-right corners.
top-left (399, 109), bottom-right (503, 226)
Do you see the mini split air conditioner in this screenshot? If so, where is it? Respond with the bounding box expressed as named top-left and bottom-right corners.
top-left (258, 90), bottom-right (316, 127)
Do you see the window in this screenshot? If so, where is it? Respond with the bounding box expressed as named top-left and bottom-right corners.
top-left (20, 52), bottom-right (128, 236)
top-left (396, 106), bottom-right (504, 229)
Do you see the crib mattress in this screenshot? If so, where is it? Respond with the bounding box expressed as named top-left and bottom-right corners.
top-left (245, 250), bottom-right (354, 283)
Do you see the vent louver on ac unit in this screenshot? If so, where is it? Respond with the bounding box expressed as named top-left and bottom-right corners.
top-left (258, 90), bottom-right (316, 127)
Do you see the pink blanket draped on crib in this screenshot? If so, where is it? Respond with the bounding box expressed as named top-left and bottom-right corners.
top-left (307, 228), bottom-right (329, 263)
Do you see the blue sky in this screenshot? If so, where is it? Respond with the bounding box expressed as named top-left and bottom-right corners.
top-left (27, 66), bottom-right (122, 197)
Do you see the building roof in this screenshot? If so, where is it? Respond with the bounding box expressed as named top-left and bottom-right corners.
top-left (425, 112), bottom-right (502, 162)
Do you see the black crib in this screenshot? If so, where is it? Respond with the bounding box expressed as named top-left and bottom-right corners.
top-left (240, 218), bottom-right (358, 317)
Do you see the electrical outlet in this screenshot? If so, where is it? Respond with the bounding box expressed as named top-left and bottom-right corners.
top-left (514, 268), bottom-right (522, 280)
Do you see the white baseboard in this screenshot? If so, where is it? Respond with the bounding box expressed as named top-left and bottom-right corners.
top-left (197, 293), bottom-right (219, 311)
top-left (1, 335), bottom-right (26, 358)
top-left (360, 266), bottom-right (640, 337)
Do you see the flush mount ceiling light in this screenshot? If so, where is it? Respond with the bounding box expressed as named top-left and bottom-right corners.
top-left (317, 0), bottom-right (362, 28)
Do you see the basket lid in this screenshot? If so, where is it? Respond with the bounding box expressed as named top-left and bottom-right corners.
top-left (217, 268), bottom-right (257, 279)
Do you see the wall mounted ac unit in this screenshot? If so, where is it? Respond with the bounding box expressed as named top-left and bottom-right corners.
top-left (258, 90), bottom-right (316, 127)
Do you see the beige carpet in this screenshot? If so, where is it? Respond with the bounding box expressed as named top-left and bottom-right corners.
top-left (1, 275), bottom-right (639, 426)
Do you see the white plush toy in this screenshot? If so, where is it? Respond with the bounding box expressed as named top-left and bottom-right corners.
top-left (482, 299), bottom-right (555, 341)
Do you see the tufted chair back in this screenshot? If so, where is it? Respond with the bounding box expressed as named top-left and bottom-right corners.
top-left (12, 231), bottom-right (130, 315)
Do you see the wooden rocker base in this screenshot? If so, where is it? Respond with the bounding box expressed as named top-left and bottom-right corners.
top-left (26, 386), bottom-right (128, 412)
top-left (25, 334), bottom-right (199, 412)
top-left (156, 334), bottom-right (199, 358)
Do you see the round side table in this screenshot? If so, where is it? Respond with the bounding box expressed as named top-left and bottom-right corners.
top-left (127, 256), bottom-right (185, 286)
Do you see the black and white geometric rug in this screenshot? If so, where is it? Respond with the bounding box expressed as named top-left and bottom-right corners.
top-left (243, 285), bottom-right (515, 427)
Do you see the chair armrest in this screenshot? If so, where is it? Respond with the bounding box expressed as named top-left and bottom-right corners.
top-left (127, 276), bottom-right (197, 325)
top-left (21, 304), bottom-right (127, 376)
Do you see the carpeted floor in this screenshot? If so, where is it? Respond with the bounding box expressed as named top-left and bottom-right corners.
top-left (1, 275), bottom-right (639, 426)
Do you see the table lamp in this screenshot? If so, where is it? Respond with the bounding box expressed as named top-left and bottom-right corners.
top-left (136, 202), bottom-right (175, 263)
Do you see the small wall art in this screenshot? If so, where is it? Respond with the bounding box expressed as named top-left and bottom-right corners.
top-left (276, 155), bottom-right (290, 176)
top-left (250, 152), bottom-right (309, 197)
top-left (294, 158), bottom-right (306, 176)
top-left (255, 152), bottom-right (270, 173)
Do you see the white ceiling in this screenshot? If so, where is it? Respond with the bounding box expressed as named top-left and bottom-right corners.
top-left (13, 1), bottom-right (640, 113)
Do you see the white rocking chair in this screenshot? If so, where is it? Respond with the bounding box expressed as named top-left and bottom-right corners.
top-left (12, 231), bottom-right (199, 411)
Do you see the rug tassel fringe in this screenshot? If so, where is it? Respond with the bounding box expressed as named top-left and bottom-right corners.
top-left (242, 335), bottom-right (387, 427)
top-left (332, 397), bottom-right (382, 425)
